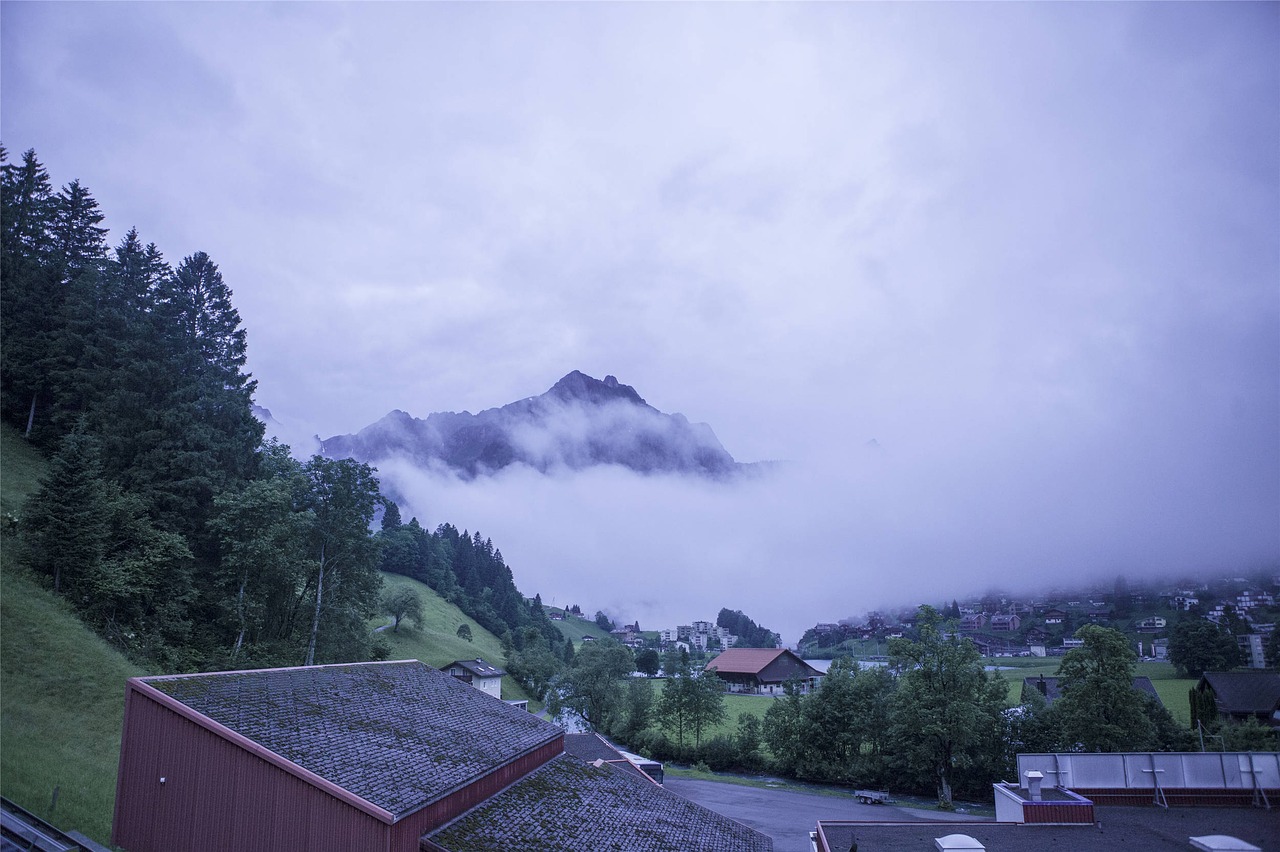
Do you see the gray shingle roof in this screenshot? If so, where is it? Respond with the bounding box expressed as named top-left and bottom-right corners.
top-left (144, 660), bottom-right (558, 818)
top-left (1201, 671), bottom-right (1280, 715)
top-left (428, 754), bottom-right (773, 852)
top-left (446, 658), bottom-right (506, 678)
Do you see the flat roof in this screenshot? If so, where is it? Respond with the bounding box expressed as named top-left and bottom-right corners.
top-left (817, 805), bottom-right (1279, 852)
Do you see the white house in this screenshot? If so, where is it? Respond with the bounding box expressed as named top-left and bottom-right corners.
top-left (445, 658), bottom-right (505, 699)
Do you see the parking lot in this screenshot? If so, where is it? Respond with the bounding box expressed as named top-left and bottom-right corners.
top-left (664, 777), bottom-right (982, 852)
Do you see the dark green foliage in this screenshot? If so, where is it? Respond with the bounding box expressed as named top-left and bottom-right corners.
top-left (383, 586), bottom-right (423, 632)
top-left (763, 680), bottom-right (811, 776)
top-left (558, 638), bottom-right (634, 732)
top-left (886, 606), bottom-right (1008, 808)
top-left (1168, 618), bottom-right (1241, 678)
top-left (716, 608), bottom-right (780, 648)
top-left (457, 623), bottom-right (473, 642)
top-left (1052, 625), bottom-right (1157, 751)
top-left (634, 647), bottom-right (660, 677)
top-left (4, 146), bottom-right (383, 672)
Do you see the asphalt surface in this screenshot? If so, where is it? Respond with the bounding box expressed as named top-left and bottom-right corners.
top-left (663, 778), bottom-right (984, 852)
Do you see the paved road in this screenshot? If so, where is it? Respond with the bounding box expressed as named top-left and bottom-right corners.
top-left (664, 778), bottom-right (985, 852)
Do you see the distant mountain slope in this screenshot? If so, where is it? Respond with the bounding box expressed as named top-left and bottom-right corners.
top-left (320, 371), bottom-right (749, 479)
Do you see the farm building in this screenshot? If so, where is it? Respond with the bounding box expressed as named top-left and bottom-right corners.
top-left (705, 648), bottom-right (823, 695)
top-left (112, 660), bottom-right (771, 852)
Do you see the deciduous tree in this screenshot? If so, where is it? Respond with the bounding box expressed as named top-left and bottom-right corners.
top-left (887, 606), bottom-right (1007, 808)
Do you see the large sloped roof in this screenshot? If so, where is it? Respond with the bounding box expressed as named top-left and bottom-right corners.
top-left (428, 753), bottom-right (773, 852)
top-left (704, 648), bottom-right (790, 675)
top-left (1201, 671), bottom-right (1280, 714)
top-left (142, 660), bottom-right (558, 819)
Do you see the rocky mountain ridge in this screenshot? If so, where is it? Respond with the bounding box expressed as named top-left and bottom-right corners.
top-left (318, 371), bottom-right (752, 479)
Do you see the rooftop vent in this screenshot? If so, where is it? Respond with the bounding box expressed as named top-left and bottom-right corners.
top-left (1024, 769), bottom-right (1044, 802)
top-left (935, 834), bottom-right (985, 851)
top-left (1189, 837), bottom-right (1261, 852)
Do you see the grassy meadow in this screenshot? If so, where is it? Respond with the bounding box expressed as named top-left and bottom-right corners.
top-left (373, 572), bottom-right (536, 706)
top-left (547, 610), bottom-right (611, 645)
top-left (1, 424), bottom-right (142, 844)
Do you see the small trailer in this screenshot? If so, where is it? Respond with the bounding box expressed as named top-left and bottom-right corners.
top-left (854, 790), bottom-right (893, 805)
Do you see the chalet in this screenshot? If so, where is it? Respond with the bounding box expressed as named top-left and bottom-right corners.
top-left (113, 661), bottom-right (772, 852)
top-left (1043, 608), bottom-right (1067, 625)
top-left (704, 648), bottom-right (823, 695)
top-left (1024, 627), bottom-right (1049, 644)
top-left (1020, 675), bottom-right (1162, 708)
top-left (960, 613), bottom-right (987, 631)
top-left (444, 658), bottom-right (505, 699)
top-left (1135, 616), bottom-right (1167, 632)
top-left (989, 613), bottom-right (1021, 632)
top-left (1193, 671), bottom-right (1280, 727)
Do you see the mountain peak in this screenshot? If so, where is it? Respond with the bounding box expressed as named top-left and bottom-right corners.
top-left (319, 371), bottom-right (742, 480)
top-left (546, 370), bottom-right (647, 407)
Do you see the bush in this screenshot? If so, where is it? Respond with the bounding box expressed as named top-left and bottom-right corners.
top-left (629, 728), bottom-right (677, 763)
top-left (698, 736), bottom-right (740, 772)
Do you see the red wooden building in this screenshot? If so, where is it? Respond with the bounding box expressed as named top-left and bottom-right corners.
top-left (113, 660), bottom-right (772, 852)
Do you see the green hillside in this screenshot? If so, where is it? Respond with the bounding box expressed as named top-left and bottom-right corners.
top-left (548, 609), bottom-right (611, 646)
top-left (1, 425), bottom-right (141, 844)
top-left (375, 572), bottom-right (535, 705)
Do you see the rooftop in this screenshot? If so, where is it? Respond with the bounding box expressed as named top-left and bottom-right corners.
top-left (1201, 671), bottom-right (1280, 715)
top-left (428, 753), bottom-right (772, 852)
top-left (142, 660), bottom-right (558, 818)
top-left (817, 806), bottom-right (1279, 852)
top-left (705, 648), bottom-right (793, 675)
top-left (445, 658), bottom-right (506, 678)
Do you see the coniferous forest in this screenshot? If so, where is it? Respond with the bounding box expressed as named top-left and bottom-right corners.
top-left (0, 146), bottom-right (551, 673)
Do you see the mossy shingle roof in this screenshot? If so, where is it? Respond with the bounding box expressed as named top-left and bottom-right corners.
top-left (144, 660), bottom-right (558, 818)
top-left (428, 753), bottom-right (773, 852)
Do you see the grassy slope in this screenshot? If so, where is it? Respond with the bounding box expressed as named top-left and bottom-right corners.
top-left (1, 424), bottom-right (143, 844)
top-left (375, 572), bottom-right (535, 706)
top-left (547, 610), bottom-right (610, 645)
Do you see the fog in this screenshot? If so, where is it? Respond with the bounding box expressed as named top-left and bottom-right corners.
top-left (6, 1), bottom-right (1277, 643)
top-left (363, 373), bottom-right (1278, 643)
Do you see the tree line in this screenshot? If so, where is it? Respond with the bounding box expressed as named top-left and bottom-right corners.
top-left (3, 146), bottom-right (386, 670)
top-left (551, 608), bottom-right (1273, 808)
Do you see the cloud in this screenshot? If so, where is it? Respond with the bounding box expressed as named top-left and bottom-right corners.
top-left (4, 2), bottom-right (1276, 640)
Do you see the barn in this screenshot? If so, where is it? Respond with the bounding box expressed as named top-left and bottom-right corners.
top-left (704, 648), bottom-right (824, 695)
top-left (112, 659), bottom-right (771, 852)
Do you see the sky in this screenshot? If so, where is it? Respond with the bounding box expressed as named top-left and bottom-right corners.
top-left (3, 2), bottom-right (1277, 642)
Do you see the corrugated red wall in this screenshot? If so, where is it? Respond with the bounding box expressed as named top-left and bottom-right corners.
top-left (112, 684), bottom-right (391, 852)
top-left (113, 680), bottom-right (566, 852)
top-left (1021, 800), bottom-right (1095, 824)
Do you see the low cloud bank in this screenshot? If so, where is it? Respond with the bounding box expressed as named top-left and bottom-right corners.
top-left (375, 427), bottom-right (1278, 644)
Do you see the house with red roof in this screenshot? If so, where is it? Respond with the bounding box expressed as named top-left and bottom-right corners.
top-left (704, 648), bottom-right (823, 695)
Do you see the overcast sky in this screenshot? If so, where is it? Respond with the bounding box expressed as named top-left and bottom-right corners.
top-left (4, 2), bottom-right (1277, 641)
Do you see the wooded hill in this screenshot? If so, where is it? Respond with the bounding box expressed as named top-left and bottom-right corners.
top-left (0, 145), bottom-right (568, 679)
